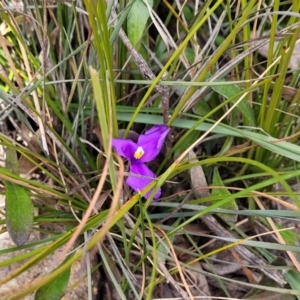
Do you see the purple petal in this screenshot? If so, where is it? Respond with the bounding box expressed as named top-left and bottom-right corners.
top-left (112, 139), bottom-right (137, 160)
top-left (137, 125), bottom-right (170, 162)
top-left (126, 163), bottom-right (161, 200)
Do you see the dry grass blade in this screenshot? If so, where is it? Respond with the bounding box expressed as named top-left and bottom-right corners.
top-left (201, 214), bottom-right (286, 286)
top-left (1, 1), bottom-right (300, 298)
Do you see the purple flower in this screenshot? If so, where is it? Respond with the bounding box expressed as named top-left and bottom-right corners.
top-left (112, 125), bottom-right (170, 200)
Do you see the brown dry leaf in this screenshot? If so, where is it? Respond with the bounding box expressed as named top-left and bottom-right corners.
top-left (152, 240), bottom-right (211, 299)
top-left (280, 85), bottom-right (300, 101)
top-left (188, 150), bottom-right (209, 198)
top-left (201, 214), bottom-right (286, 286)
top-left (256, 32), bottom-right (300, 70)
top-left (246, 290), bottom-right (295, 300)
top-left (202, 260), bottom-right (243, 275)
top-left (255, 32), bottom-right (300, 102)
top-left (175, 243), bottom-right (211, 298)
top-left (188, 260), bottom-right (211, 297)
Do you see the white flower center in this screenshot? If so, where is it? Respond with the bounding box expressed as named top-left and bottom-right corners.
top-left (134, 146), bottom-right (145, 159)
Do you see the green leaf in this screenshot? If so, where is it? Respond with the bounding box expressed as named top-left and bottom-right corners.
top-left (127, 0), bottom-right (153, 46)
top-left (34, 262), bottom-right (71, 300)
top-left (211, 167), bottom-right (238, 223)
top-left (212, 81), bottom-right (256, 126)
top-left (174, 130), bottom-right (199, 159)
top-left (193, 99), bottom-right (212, 117)
top-left (116, 112), bottom-right (300, 163)
top-left (284, 270), bottom-right (300, 300)
top-left (276, 224), bottom-right (300, 261)
top-left (5, 147), bottom-right (33, 247)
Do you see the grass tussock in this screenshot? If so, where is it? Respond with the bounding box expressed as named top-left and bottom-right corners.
top-left (1, 0), bottom-right (300, 299)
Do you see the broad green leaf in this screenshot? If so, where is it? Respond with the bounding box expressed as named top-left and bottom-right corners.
top-left (212, 81), bottom-right (256, 126)
top-left (211, 167), bottom-right (238, 223)
top-left (5, 147), bottom-right (33, 247)
top-left (34, 261), bottom-right (71, 300)
top-left (284, 270), bottom-right (300, 300)
top-left (185, 47), bottom-right (195, 64)
top-left (127, 0), bottom-right (153, 46)
top-left (193, 99), bottom-right (212, 117)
